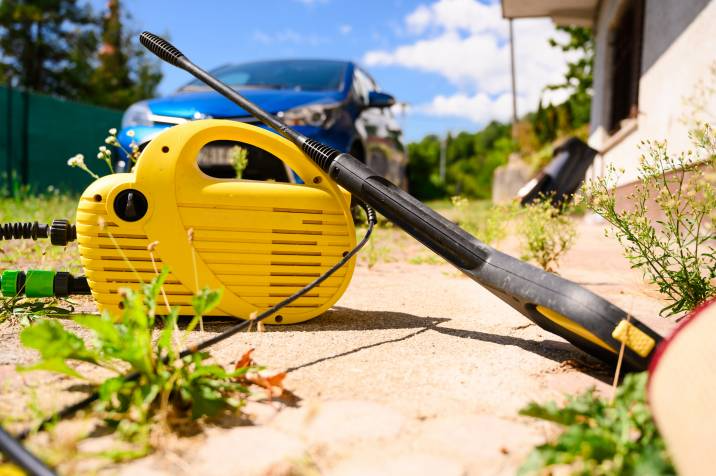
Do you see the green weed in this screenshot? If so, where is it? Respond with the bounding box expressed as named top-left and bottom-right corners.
top-left (0, 296), bottom-right (73, 326)
top-left (519, 372), bottom-right (674, 475)
top-left (517, 198), bottom-right (577, 272)
top-left (18, 268), bottom-right (259, 455)
top-left (230, 145), bottom-right (249, 179)
top-left (582, 125), bottom-right (716, 316)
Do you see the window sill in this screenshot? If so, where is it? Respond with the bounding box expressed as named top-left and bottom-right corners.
top-left (601, 118), bottom-right (638, 154)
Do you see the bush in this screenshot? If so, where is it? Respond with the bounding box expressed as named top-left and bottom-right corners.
top-left (582, 126), bottom-right (716, 316)
top-left (517, 198), bottom-right (577, 272)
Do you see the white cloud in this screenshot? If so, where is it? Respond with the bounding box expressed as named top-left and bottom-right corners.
top-left (364, 30), bottom-right (508, 94)
top-left (339, 24), bottom-right (352, 35)
top-left (406, 0), bottom-right (505, 36)
top-left (405, 5), bottom-right (433, 33)
top-left (363, 0), bottom-right (578, 125)
top-left (419, 92), bottom-right (515, 124)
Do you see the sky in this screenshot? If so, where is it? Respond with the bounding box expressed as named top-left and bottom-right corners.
top-left (92, 0), bottom-right (573, 142)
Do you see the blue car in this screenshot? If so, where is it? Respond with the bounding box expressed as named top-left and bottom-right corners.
top-left (118, 59), bottom-right (407, 188)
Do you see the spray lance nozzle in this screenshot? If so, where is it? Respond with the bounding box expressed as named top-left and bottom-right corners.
top-left (0, 219), bottom-right (76, 245)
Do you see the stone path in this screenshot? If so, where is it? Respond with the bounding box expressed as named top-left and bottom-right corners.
top-left (108, 219), bottom-right (675, 475)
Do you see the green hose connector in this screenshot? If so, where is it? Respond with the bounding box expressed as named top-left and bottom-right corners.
top-left (1, 270), bottom-right (91, 298)
top-left (1, 270), bottom-right (23, 297)
top-left (24, 270), bottom-right (56, 298)
top-left (1, 270), bottom-right (55, 297)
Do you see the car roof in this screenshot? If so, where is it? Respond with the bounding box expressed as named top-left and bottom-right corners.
top-left (179, 59), bottom-right (356, 92)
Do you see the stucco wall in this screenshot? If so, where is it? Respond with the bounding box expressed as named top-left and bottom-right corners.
top-left (588, 0), bottom-right (716, 186)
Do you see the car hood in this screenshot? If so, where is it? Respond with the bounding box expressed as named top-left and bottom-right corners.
top-left (147, 88), bottom-right (345, 119)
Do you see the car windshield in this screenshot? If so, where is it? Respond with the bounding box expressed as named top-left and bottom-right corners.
top-left (181, 60), bottom-right (348, 92)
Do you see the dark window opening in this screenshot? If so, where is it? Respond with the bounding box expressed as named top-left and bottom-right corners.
top-left (609, 0), bottom-right (645, 133)
top-left (197, 140), bottom-right (291, 182)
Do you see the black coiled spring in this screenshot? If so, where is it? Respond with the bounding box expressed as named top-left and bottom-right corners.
top-left (0, 221), bottom-right (49, 241)
top-left (365, 206), bottom-right (378, 225)
top-left (301, 138), bottom-right (340, 172)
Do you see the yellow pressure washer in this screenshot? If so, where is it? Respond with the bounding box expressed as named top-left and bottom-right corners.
top-left (77, 120), bottom-right (357, 323)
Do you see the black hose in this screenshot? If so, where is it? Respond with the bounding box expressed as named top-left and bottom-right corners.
top-left (0, 426), bottom-right (55, 476)
top-left (0, 220), bottom-right (76, 245)
top-left (0, 222), bottom-right (48, 241)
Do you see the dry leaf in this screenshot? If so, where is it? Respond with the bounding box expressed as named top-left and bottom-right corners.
top-left (235, 348), bottom-right (286, 398)
top-left (235, 348), bottom-right (255, 370)
top-left (249, 371), bottom-right (287, 398)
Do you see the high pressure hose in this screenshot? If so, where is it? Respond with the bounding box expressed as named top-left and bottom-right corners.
top-left (0, 427), bottom-right (55, 476)
top-left (0, 220), bottom-right (76, 245)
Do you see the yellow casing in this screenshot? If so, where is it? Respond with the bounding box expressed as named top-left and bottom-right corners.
top-left (76, 120), bottom-right (356, 324)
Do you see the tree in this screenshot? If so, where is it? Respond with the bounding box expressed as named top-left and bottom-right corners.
top-left (407, 121), bottom-right (515, 200)
top-left (408, 135), bottom-right (444, 199)
top-left (87, 0), bottom-right (161, 109)
top-left (530, 27), bottom-right (594, 145)
top-left (0, 0), bottom-right (161, 109)
top-left (544, 26), bottom-right (594, 129)
top-left (0, 0), bottom-right (97, 95)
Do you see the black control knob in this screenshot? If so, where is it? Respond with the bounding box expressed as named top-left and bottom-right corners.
top-left (113, 189), bottom-right (148, 222)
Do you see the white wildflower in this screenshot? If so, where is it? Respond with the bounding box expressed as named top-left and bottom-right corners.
top-left (67, 154), bottom-right (85, 167)
top-left (109, 127), bottom-right (117, 135)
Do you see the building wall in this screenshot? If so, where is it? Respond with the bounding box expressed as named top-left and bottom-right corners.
top-left (589, 0), bottom-right (715, 186)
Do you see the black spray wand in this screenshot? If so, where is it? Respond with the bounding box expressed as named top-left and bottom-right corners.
top-left (139, 32), bottom-right (662, 371)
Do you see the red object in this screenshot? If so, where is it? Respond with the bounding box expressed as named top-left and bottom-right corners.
top-left (648, 298), bottom-right (716, 475)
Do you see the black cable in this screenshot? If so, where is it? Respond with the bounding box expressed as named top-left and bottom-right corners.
top-left (181, 203), bottom-right (376, 356)
top-left (13, 203), bottom-right (377, 443)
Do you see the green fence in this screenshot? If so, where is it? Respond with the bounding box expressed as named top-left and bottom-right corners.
top-left (1, 85), bottom-right (123, 195)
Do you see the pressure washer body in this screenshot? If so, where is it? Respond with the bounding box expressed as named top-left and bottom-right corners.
top-left (77, 120), bottom-right (356, 324)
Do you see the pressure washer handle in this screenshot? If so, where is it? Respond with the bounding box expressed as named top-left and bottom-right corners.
top-left (329, 154), bottom-right (662, 371)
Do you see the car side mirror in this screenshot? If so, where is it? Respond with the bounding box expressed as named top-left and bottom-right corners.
top-left (367, 91), bottom-right (395, 109)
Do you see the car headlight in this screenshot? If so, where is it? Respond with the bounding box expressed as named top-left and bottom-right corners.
top-left (278, 103), bottom-right (341, 128)
top-left (121, 101), bottom-right (153, 128)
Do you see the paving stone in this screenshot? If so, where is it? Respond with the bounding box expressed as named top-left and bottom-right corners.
top-left (272, 399), bottom-right (405, 446)
top-left (412, 415), bottom-right (544, 474)
top-left (330, 453), bottom-right (464, 476)
top-left (190, 426), bottom-right (306, 476)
